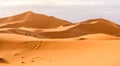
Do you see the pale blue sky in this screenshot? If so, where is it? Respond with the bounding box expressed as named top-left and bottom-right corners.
top-left (0, 0), bottom-right (120, 23)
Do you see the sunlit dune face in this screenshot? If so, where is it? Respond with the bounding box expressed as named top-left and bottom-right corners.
top-left (90, 21), bottom-right (99, 24)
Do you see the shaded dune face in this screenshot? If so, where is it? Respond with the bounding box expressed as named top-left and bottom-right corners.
top-left (0, 11), bottom-right (73, 28)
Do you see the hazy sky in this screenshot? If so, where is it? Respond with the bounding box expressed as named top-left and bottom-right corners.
top-left (0, 0), bottom-right (120, 23)
top-left (0, 0), bottom-right (120, 6)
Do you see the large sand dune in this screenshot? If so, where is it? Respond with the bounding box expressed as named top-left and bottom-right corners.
top-left (0, 11), bottom-right (72, 28)
top-left (37, 19), bottom-right (120, 38)
top-left (74, 18), bottom-right (120, 35)
top-left (0, 11), bottom-right (120, 66)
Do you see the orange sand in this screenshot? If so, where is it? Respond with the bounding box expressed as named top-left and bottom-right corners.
top-left (0, 11), bottom-right (120, 66)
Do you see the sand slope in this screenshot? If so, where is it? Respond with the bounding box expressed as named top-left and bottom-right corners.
top-left (0, 33), bottom-right (39, 41)
top-left (0, 11), bottom-right (72, 28)
top-left (0, 40), bottom-right (120, 66)
top-left (76, 33), bottom-right (120, 40)
top-left (38, 18), bottom-right (120, 38)
top-left (0, 28), bottom-right (46, 38)
top-left (75, 18), bottom-right (120, 35)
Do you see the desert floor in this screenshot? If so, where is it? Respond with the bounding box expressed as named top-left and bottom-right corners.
top-left (0, 39), bottom-right (120, 66)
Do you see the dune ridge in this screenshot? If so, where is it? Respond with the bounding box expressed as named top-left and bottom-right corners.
top-left (0, 11), bottom-right (72, 28)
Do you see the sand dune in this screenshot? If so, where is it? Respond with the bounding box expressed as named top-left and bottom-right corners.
top-left (37, 18), bottom-right (120, 38)
top-left (1, 18), bottom-right (120, 39)
top-left (74, 18), bottom-right (120, 35)
top-left (0, 12), bottom-right (120, 66)
top-left (0, 11), bottom-right (72, 28)
top-left (0, 12), bottom-right (120, 39)
top-left (0, 11), bottom-right (29, 24)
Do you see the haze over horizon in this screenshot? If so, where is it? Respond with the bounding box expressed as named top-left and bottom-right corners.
top-left (0, 0), bottom-right (120, 23)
